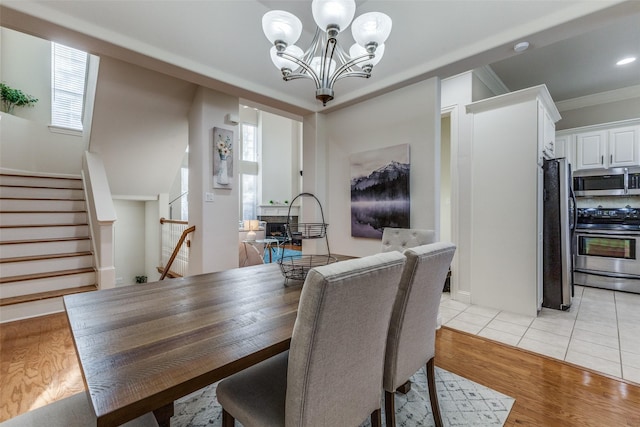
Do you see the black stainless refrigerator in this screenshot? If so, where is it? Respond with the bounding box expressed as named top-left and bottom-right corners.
top-left (542, 157), bottom-right (576, 310)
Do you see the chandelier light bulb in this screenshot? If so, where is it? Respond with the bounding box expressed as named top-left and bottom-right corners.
top-left (311, 0), bottom-right (356, 33)
top-left (349, 43), bottom-right (385, 67)
top-left (310, 56), bottom-right (337, 76)
top-left (262, 10), bottom-right (302, 46)
top-left (351, 12), bottom-right (392, 47)
top-left (270, 45), bottom-right (304, 71)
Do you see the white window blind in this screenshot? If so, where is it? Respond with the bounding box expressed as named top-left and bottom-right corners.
top-left (52, 43), bottom-right (88, 130)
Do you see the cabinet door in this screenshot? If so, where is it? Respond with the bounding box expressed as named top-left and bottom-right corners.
top-left (609, 126), bottom-right (640, 167)
top-left (555, 134), bottom-right (575, 166)
top-left (576, 131), bottom-right (606, 169)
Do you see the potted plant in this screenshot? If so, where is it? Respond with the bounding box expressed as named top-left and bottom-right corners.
top-left (0, 82), bottom-right (38, 114)
top-left (135, 275), bottom-right (148, 284)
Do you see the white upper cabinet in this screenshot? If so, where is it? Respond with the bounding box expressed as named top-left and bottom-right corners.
top-left (576, 130), bottom-right (607, 169)
top-left (554, 134), bottom-right (574, 167)
top-left (567, 120), bottom-right (640, 170)
top-left (609, 126), bottom-right (640, 168)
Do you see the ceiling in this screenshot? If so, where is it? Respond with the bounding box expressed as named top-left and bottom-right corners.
top-left (1, 1), bottom-right (639, 115)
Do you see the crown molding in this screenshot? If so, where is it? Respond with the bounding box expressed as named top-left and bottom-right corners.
top-left (473, 66), bottom-right (510, 97)
top-left (556, 85), bottom-right (640, 112)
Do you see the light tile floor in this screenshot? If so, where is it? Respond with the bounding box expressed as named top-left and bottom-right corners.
top-left (440, 285), bottom-right (640, 384)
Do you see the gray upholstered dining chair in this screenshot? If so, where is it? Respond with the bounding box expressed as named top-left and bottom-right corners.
top-left (216, 251), bottom-right (407, 427)
top-left (380, 227), bottom-right (436, 253)
top-left (383, 242), bottom-right (456, 427)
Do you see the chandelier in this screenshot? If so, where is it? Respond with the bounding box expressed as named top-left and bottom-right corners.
top-left (262, 0), bottom-right (392, 106)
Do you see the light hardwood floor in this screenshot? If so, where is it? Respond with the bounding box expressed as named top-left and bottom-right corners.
top-left (1, 313), bottom-right (639, 425)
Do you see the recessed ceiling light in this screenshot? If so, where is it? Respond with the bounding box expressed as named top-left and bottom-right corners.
top-left (616, 56), bottom-right (637, 66)
top-left (513, 41), bottom-right (530, 53)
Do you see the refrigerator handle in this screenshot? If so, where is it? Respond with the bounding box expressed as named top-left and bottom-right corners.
top-left (570, 187), bottom-right (578, 237)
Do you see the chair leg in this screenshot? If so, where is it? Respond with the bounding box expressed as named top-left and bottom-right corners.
top-left (384, 390), bottom-right (396, 427)
top-left (371, 408), bottom-right (382, 427)
top-left (397, 380), bottom-right (412, 394)
top-left (222, 409), bottom-right (235, 427)
top-left (427, 357), bottom-right (443, 427)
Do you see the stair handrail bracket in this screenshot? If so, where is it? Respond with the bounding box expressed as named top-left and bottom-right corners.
top-left (82, 151), bottom-right (117, 289)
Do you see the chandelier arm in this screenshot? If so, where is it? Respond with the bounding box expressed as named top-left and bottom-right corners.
top-left (302, 27), bottom-right (323, 64)
top-left (278, 52), bottom-right (321, 88)
top-left (328, 53), bottom-right (374, 87)
top-left (334, 71), bottom-right (373, 81)
top-left (283, 73), bottom-right (315, 82)
top-left (321, 37), bottom-right (339, 89)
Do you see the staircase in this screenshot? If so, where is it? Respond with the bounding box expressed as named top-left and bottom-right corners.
top-left (0, 172), bottom-right (97, 323)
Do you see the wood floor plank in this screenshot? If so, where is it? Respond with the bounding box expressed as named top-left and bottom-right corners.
top-left (435, 327), bottom-right (640, 427)
top-left (1, 314), bottom-right (639, 425)
top-left (0, 313), bottom-right (85, 422)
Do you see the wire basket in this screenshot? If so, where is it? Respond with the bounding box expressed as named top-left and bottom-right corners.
top-left (285, 222), bottom-right (328, 239)
top-left (279, 192), bottom-right (333, 285)
top-left (278, 254), bottom-right (338, 285)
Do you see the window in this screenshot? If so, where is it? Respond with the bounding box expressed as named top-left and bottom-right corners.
top-left (51, 42), bottom-right (88, 131)
top-left (240, 122), bottom-right (259, 221)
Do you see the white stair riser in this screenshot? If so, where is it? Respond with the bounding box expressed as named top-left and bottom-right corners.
top-left (0, 175), bottom-right (82, 189)
top-left (0, 239), bottom-right (91, 258)
top-left (0, 271), bottom-right (95, 299)
top-left (2, 254), bottom-right (94, 277)
top-left (0, 199), bottom-right (86, 212)
top-left (1, 212), bottom-right (87, 226)
top-left (0, 297), bottom-right (65, 323)
top-left (0, 225), bottom-right (89, 242)
top-left (0, 187), bottom-right (84, 199)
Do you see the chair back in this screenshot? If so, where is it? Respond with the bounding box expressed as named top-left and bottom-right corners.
top-left (383, 242), bottom-right (456, 392)
top-left (381, 228), bottom-right (436, 253)
top-left (285, 252), bottom-right (406, 426)
top-left (239, 242), bottom-right (264, 267)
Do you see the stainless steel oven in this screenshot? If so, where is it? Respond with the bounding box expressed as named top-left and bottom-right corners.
top-left (574, 207), bottom-right (640, 293)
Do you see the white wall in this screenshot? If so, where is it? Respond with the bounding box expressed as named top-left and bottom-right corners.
top-left (557, 97), bottom-right (640, 130)
top-left (90, 56), bottom-right (196, 197)
top-left (113, 199), bottom-right (146, 286)
top-left (0, 28), bottom-right (50, 124)
top-left (322, 78), bottom-right (441, 257)
top-left (261, 111), bottom-right (295, 204)
top-left (441, 72), bottom-right (475, 303)
top-left (440, 115), bottom-right (452, 244)
top-left (0, 112), bottom-right (85, 174)
top-left (188, 86), bottom-right (240, 274)
top-left (0, 28), bottom-right (85, 174)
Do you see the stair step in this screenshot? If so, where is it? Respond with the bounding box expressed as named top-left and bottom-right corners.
top-left (0, 211), bottom-right (88, 226)
top-left (0, 237), bottom-right (91, 258)
top-left (0, 266), bottom-right (95, 284)
top-left (0, 253), bottom-right (94, 279)
top-left (0, 224), bottom-right (89, 241)
top-left (0, 173), bottom-right (82, 189)
top-left (0, 198), bottom-right (86, 211)
top-left (0, 285), bottom-right (97, 307)
top-left (0, 268), bottom-right (96, 298)
top-left (0, 186), bottom-right (85, 199)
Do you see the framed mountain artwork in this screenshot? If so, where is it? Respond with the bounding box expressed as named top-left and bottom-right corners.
top-left (350, 144), bottom-right (410, 239)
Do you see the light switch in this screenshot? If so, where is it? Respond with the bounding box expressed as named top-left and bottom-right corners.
top-left (205, 192), bottom-right (214, 202)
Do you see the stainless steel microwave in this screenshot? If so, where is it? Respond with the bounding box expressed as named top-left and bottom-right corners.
top-left (574, 167), bottom-right (640, 197)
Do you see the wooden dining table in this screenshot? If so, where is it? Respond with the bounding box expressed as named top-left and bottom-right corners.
top-left (63, 259), bottom-right (347, 427)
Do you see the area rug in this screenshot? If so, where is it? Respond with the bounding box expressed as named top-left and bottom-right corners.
top-left (173, 366), bottom-right (515, 426)
top-left (263, 247), bottom-right (302, 263)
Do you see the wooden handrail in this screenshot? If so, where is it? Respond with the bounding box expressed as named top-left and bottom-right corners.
top-left (160, 225), bottom-right (195, 280)
top-left (160, 217), bottom-right (189, 225)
